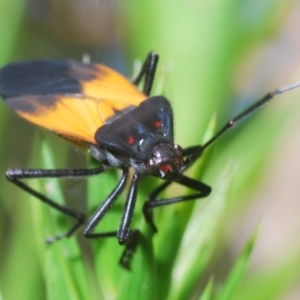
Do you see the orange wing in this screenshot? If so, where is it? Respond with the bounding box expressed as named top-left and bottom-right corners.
top-left (0, 59), bottom-right (147, 144)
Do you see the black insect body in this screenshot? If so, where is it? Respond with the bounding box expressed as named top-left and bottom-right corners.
top-left (1, 52), bottom-right (299, 268)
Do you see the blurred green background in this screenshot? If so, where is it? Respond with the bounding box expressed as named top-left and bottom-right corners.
top-left (0, 1), bottom-right (300, 299)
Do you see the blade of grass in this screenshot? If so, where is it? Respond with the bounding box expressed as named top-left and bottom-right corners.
top-left (217, 224), bottom-right (261, 300)
top-left (167, 159), bottom-right (237, 300)
top-left (87, 159), bottom-right (123, 299)
top-left (231, 247), bottom-right (300, 300)
top-left (117, 219), bottom-right (157, 300)
top-left (36, 136), bottom-right (91, 300)
top-left (87, 157), bottom-right (158, 300)
top-left (198, 277), bottom-right (214, 300)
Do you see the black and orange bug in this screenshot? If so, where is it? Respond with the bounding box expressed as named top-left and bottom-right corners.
top-left (0, 52), bottom-right (299, 268)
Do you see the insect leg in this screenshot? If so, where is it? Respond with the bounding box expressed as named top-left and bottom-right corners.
top-left (117, 172), bottom-right (142, 269)
top-left (142, 145), bottom-right (205, 231)
top-left (83, 168), bottom-right (129, 238)
top-left (132, 51), bottom-right (159, 96)
top-left (118, 230), bottom-right (140, 269)
top-left (6, 166), bottom-right (105, 241)
top-left (142, 181), bottom-right (171, 232)
top-left (117, 172), bottom-right (141, 243)
top-left (83, 169), bottom-right (140, 269)
top-left (143, 175), bottom-right (211, 232)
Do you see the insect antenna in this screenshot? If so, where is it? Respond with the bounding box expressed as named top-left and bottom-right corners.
top-left (200, 81), bottom-right (300, 153)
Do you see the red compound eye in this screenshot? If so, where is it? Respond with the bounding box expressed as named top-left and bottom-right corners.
top-left (127, 135), bottom-right (135, 145)
top-left (154, 120), bottom-right (162, 128)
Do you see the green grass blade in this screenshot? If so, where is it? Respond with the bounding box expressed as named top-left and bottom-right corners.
top-left (231, 248), bottom-right (300, 300)
top-left (199, 277), bottom-right (214, 300)
top-left (167, 160), bottom-right (237, 300)
top-left (86, 157), bottom-right (158, 300)
top-left (37, 137), bottom-right (91, 300)
top-left (217, 224), bottom-right (261, 300)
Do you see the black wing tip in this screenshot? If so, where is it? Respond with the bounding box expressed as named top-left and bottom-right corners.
top-left (0, 59), bottom-right (100, 99)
